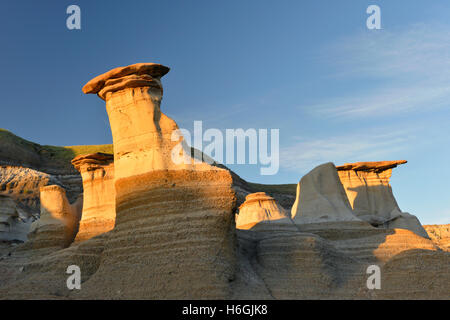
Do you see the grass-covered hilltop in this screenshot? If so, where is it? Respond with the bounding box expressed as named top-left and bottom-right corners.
top-left (0, 128), bottom-right (113, 174)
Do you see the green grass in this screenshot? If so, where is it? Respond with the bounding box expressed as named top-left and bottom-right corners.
top-left (0, 128), bottom-right (113, 163)
top-left (2, 129), bottom-right (294, 195)
top-left (40, 144), bottom-right (114, 162)
top-left (0, 128), bottom-right (40, 150)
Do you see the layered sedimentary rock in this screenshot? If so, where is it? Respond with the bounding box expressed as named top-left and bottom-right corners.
top-left (337, 161), bottom-right (429, 238)
top-left (0, 64), bottom-right (448, 300)
top-left (0, 166), bottom-right (59, 214)
top-left (75, 63), bottom-right (237, 298)
top-left (71, 153), bottom-right (115, 242)
top-left (0, 165), bottom-right (82, 218)
top-left (82, 63), bottom-right (217, 179)
top-left (234, 191), bottom-right (369, 299)
top-left (240, 164), bottom-right (447, 299)
top-left (0, 195), bottom-right (31, 242)
top-left (424, 224), bottom-right (450, 251)
top-left (291, 162), bottom-right (362, 225)
top-left (236, 192), bottom-right (293, 231)
top-left (27, 185), bottom-right (82, 250)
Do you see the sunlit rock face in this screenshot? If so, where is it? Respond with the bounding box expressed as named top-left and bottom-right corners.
top-left (234, 192), bottom-right (369, 299)
top-left (337, 161), bottom-right (429, 238)
top-left (78, 63), bottom-right (237, 299)
top-left (1, 65), bottom-right (448, 300)
top-left (424, 224), bottom-right (450, 251)
top-left (236, 192), bottom-right (293, 231)
top-left (71, 153), bottom-right (115, 242)
top-left (291, 162), bottom-right (363, 226)
top-left (0, 195), bottom-right (31, 242)
top-left (83, 63), bottom-right (214, 180)
top-left (0, 166), bottom-right (59, 214)
top-left (27, 185), bottom-right (82, 250)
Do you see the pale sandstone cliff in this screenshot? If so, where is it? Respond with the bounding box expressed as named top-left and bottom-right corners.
top-left (0, 64), bottom-right (448, 300)
top-left (0, 166), bottom-right (62, 214)
top-left (72, 63), bottom-right (237, 299)
top-left (71, 153), bottom-right (115, 242)
top-left (234, 183), bottom-right (447, 299)
top-left (26, 185), bottom-right (82, 251)
top-left (424, 224), bottom-right (450, 251)
top-left (236, 192), bottom-right (293, 230)
top-left (0, 195), bottom-right (31, 242)
top-left (291, 162), bottom-right (363, 225)
top-left (0, 129), bottom-right (111, 220)
top-left (337, 161), bottom-right (429, 238)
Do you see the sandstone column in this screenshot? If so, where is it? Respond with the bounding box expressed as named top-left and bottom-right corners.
top-left (291, 162), bottom-right (363, 226)
top-left (337, 160), bottom-right (429, 238)
top-left (81, 63), bottom-right (236, 299)
top-left (71, 153), bottom-right (115, 242)
top-left (28, 185), bottom-right (82, 250)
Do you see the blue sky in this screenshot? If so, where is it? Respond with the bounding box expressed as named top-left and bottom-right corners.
top-left (0, 1), bottom-right (449, 224)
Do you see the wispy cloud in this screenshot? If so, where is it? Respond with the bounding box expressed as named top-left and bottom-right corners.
top-left (310, 84), bottom-right (450, 119)
top-left (327, 23), bottom-right (450, 80)
top-left (308, 23), bottom-right (450, 119)
top-left (280, 129), bottom-right (411, 174)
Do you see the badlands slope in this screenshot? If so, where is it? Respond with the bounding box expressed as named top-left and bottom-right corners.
top-left (0, 63), bottom-right (448, 299)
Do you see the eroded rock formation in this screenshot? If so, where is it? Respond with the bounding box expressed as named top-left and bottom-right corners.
top-left (0, 64), bottom-right (448, 300)
top-left (234, 191), bottom-right (369, 299)
top-left (76, 63), bottom-right (237, 298)
top-left (0, 165), bottom-right (82, 218)
top-left (71, 153), bottom-right (115, 242)
top-left (424, 224), bottom-right (450, 251)
top-left (337, 160), bottom-right (429, 238)
top-left (236, 192), bottom-right (292, 230)
top-left (291, 162), bottom-right (363, 225)
top-left (0, 195), bottom-right (31, 242)
top-left (27, 185), bottom-right (82, 250)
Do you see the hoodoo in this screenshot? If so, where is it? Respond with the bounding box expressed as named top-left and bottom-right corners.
top-left (0, 65), bottom-right (448, 300)
top-left (80, 63), bottom-right (237, 298)
top-left (291, 162), bottom-right (362, 225)
top-left (27, 185), bottom-right (82, 250)
top-left (337, 160), bottom-right (429, 238)
top-left (236, 192), bottom-right (294, 231)
top-left (71, 153), bottom-right (115, 242)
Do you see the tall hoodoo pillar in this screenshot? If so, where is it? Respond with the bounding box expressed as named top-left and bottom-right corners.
top-left (71, 153), bottom-right (115, 242)
top-left (83, 63), bottom-right (211, 180)
top-left (337, 160), bottom-right (429, 238)
top-left (81, 63), bottom-right (237, 299)
top-left (28, 185), bottom-right (82, 250)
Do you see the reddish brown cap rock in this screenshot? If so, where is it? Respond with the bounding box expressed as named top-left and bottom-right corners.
top-left (71, 153), bottom-right (114, 171)
top-left (82, 63), bottom-right (170, 100)
top-left (336, 160), bottom-right (407, 173)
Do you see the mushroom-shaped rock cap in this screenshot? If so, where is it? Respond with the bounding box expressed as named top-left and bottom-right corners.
top-left (71, 153), bottom-right (114, 171)
top-left (336, 160), bottom-right (407, 173)
top-left (82, 63), bottom-right (170, 99)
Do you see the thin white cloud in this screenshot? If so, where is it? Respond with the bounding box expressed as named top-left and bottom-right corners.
top-left (280, 130), bottom-right (410, 174)
top-left (308, 23), bottom-right (450, 119)
top-left (328, 23), bottom-right (450, 80)
top-left (310, 84), bottom-right (450, 119)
